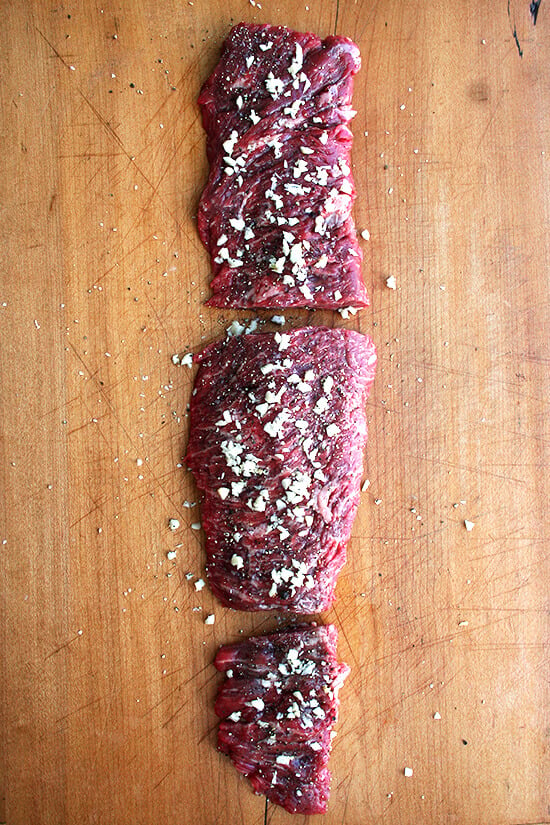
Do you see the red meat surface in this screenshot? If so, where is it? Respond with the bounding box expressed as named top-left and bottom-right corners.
top-left (185, 326), bottom-right (377, 612)
top-left (214, 623), bottom-right (349, 814)
top-left (198, 23), bottom-right (368, 309)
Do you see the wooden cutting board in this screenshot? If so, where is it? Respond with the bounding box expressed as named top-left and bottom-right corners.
top-left (1, 1), bottom-right (548, 823)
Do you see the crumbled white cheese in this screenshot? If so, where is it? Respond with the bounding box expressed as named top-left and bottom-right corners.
top-left (433, 712), bottom-right (442, 720)
top-left (229, 217), bottom-right (246, 231)
top-left (217, 487), bottom-right (230, 500)
top-left (326, 423), bottom-right (340, 438)
top-left (168, 518), bottom-right (180, 531)
top-left (464, 520), bottom-right (475, 531)
top-left (194, 578), bottom-right (205, 591)
top-left (361, 229), bottom-right (371, 240)
top-left (167, 550), bottom-right (177, 561)
top-left (230, 554), bottom-right (244, 570)
top-left (249, 109), bottom-right (261, 125)
top-left (204, 613), bottom-right (215, 625)
top-left (404, 767), bottom-right (413, 777)
top-left (247, 697), bottom-right (264, 711)
top-left (386, 275), bottom-right (397, 290)
top-left (228, 711), bottom-right (241, 722)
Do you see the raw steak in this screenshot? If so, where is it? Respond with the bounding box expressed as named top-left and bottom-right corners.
top-left (198, 23), bottom-right (368, 309)
top-left (185, 326), bottom-right (377, 612)
top-left (214, 623), bottom-right (349, 814)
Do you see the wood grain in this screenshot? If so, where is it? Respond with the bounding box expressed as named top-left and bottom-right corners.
top-left (1, 1), bottom-right (548, 824)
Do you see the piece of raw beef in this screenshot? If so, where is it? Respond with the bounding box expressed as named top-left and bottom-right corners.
top-left (185, 326), bottom-right (377, 612)
top-left (198, 23), bottom-right (368, 309)
top-left (214, 623), bottom-right (349, 814)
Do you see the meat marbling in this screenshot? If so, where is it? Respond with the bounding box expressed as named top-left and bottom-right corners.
top-left (185, 326), bottom-right (377, 612)
top-left (198, 23), bottom-right (368, 309)
top-left (214, 623), bottom-right (349, 814)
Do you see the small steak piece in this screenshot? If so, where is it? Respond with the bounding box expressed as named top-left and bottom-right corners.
top-left (214, 623), bottom-right (349, 814)
top-left (198, 23), bottom-right (368, 309)
top-left (185, 326), bottom-right (376, 612)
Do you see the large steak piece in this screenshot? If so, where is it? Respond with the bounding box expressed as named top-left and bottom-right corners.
top-left (198, 23), bottom-right (368, 309)
top-left (185, 326), bottom-right (377, 612)
top-left (214, 623), bottom-right (349, 814)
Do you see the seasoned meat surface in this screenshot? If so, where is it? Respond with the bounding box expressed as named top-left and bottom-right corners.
top-left (198, 23), bottom-right (368, 309)
top-left (185, 326), bottom-right (377, 612)
top-left (214, 623), bottom-right (349, 814)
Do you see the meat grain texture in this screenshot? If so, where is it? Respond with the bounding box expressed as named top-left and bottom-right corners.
top-left (198, 23), bottom-right (368, 309)
top-left (185, 326), bottom-right (377, 613)
top-left (214, 623), bottom-right (349, 814)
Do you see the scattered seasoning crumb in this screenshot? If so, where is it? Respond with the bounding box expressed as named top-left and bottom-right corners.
top-left (360, 229), bottom-right (370, 241)
top-left (464, 520), bottom-right (475, 531)
top-left (458, 620), bottom-right (469, 627)
top-left (167, 550), bottom-right (177, 560)
top-left (433, 711), bottom-right (441, 720)
top-left (271, 315), bottom-right (286, 325)
top-left (386, 275), bottom-right (397, 290)
top-left (194, 578), bottom-right (205, 591)
top-left (172, 352), bottom-right (193, 367)
top-left (168, 518), bottom-right (180, 531)
top-left (361, 479), bottom-right (371, 491)
top-left (204, 613), bottom-right (215, 625)
top-left (404, 767), bottom-right (413, 777)
top-left (136, 458), bottom-right (143, 466)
